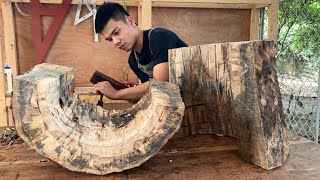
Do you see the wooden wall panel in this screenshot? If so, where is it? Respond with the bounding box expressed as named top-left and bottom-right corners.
top-left (152, 7), bottom-right (250, 45)
top-left (14, 4), bottom-right (138, 87)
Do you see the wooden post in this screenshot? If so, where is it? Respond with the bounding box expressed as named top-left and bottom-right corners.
top-left (1, 0), bottom-right (17, 127)
top-left (0, 28), bottom-right (6, 127)
top-left (169, 41), bottom-right (289, 170)
top-left (1, 0), bottom-right (17, 76)
top-left (140, 0), bottom-right (152, 30)
top-left (250, 6), bottom-right (260, 40)
top-left (267, 0), bottom-right (279, 43)
top-left (138, 2), bottom-right (142, 27)
top-left (12, 63), bottom-right (184, 175)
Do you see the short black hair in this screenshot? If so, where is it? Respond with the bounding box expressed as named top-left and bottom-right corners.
top-left (95, 2), bottom-right (129, 34)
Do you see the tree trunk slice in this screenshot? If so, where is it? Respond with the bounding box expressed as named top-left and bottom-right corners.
top-left (169, 41), bottom-right (289, 170)
top-left (12, 63), bottom-right (185, 175)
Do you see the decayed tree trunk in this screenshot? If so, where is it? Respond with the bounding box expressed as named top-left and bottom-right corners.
top-left (169, 41), bottom-right (289, 170)
top-left (12, 63), bottom-right (185, 175)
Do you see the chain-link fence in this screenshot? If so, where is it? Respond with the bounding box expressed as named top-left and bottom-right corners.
top-left (278, 72), bottom-right (319, 142)
top-left (261, 0), bottom-right (320, 143)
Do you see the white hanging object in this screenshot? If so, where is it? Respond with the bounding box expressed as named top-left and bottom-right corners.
top-left (74, 0), bottom-right (95, 26)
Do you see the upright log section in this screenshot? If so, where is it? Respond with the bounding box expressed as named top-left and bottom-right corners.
top-left (12, 63), bottom-right (185, 175)
top-left (169, 41), bottom-right (289, 170)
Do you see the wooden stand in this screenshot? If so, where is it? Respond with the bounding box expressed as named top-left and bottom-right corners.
top-left (169, 40), bottom-right (289, 170)
top-left (11, 63), bottom-right (185, 175)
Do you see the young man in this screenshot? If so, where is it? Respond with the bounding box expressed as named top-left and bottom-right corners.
top-left (94, 2), bottom-right (187, 102)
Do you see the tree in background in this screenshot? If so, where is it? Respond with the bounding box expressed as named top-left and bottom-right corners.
top-left (276, 0), bottom-right (319, 76)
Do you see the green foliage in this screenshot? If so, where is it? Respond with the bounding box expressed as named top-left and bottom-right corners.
top-left (277, 0), bottom-right (320, 75)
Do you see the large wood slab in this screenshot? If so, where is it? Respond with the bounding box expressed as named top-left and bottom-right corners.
top-left (11, 63), bottom-right (185, 175)
top-left (169, 41), bottom-right (289, 170)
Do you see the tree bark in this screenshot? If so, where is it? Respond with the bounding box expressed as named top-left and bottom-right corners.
top-left (12, 63), bottom-right (185, 175)
top-left (169, 41), bottom-right (289, 170)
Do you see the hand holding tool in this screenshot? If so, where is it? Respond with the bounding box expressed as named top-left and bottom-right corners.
top-left (90, 71), bottom-right (128, 90)
top-left (90, 71), bottom-right (128, 107)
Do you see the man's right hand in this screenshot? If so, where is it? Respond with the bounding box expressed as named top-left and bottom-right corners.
top-left (94, 81), bottom-right (118, 100)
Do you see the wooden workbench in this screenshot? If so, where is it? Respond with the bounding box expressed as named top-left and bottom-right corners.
top-left (1, 126), bottom-right (320, 179)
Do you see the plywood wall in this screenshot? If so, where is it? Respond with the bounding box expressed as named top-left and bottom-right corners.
top-left (153, 7), bottom-right (250, 45)
top-left (11, 4), bottom-right (250, 87)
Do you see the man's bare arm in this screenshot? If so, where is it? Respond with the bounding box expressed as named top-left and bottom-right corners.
top-left (113, 81), bottom-right (149, 100)
top-left (94, 81), bottom-right (149, 101)
top-left (94, 62), bottom-right (169, 101)
top-left (153, 62), bottom-right (169, 81)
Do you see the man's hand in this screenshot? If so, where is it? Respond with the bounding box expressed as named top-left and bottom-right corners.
top-left (94, 81), bottom-right (118, 100)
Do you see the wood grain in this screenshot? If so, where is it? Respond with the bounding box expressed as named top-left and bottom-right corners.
top-left (169, 41), bottom-right (289, 170)
top-left (12, 63), bottom-right (185, 175)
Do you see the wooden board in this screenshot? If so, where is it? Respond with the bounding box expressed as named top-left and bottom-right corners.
top-left (9, 0), bottom-right (273, 4)
top-left (267, 0), bottom-right (279, 43)
top-left (0, 6), bottom-right (4, 66)
top-left (141, 0), bottom-right (152, 29)
top-left (0, 128), bottom-right (319, 179)
top-left (169, 41), bottom-right (289, 170)
top-left (0, 4), bottom-right (8, 127)
top-left (250, 7), bottom-right (259, 40)
top-left (1, 0), bottom-right (18, 76)
top-left (152, 7), bottom-right (250, 46)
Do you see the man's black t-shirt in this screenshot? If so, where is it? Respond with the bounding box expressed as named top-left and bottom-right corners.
top-left (128, 28), bottom-right (188, 83)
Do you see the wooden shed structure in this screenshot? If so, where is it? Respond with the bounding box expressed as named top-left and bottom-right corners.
top-left (0, 0), bottom-right (279, 126)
